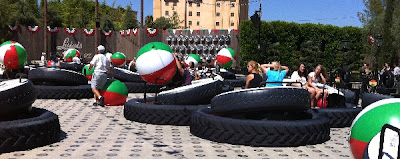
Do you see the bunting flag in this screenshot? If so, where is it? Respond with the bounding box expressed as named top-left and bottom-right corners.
top-left (190, 29), bottom-right (193, 34)
top-left (368, 35), bottom-right (375, 45)
top-left (132, 28), bottom-right (138, 36)
top-left (83, 29), bottom-right (95, 36)
top-left (102, 30), bottom-right (113, 37)
top-left (196, 30), bottom-right (200, 34)
top-left (146, 28), bottom-right (158, 36)
top-left (47, 26), bottom-right (59, 34)
top-left (178, 30), bottom-right (182, 34)
top-left (184, 30), bottom-right (188, 34)
top-left (221, 30), bottom-right (225, 33)
top-left (120, 30), bottom-right (125, 37)
top-left (214, 30), bottom-right (218, 34)
top-left (168, 30), bottom-right (171, 34)
top-left (208, 29), bottom-right (212, 34)
top-left (173, 29), bottom-right (176, 34)
top-left (163, 30), bottom-right (166, 34)
top-left (27, 26), bottom-right (40, 34)
top-left (234, 29), bottom-right (238, 34)
top-left (126, 29), bottom-right (131, 36)
top-left (228, 29), bottom-right (232, 34)
top-left (64, 27), bottom-right (78, 35)
top-left (202, 30), bottom-right (206, 34)
top-left (7, 25), bottom-right (19, 32)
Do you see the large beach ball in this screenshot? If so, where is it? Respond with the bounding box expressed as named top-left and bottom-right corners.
top-left (82, 64), bottom-right (94, 80)
top-left (111, 52), bottom-right (126, 67)
top-left (184, 54), bottom-right (201, 68)
top-left (350, 98), bottom-right (400, 159)
top-left (216, 48), bottom-right (235, 68)
top-left (100, 79), bottom-right (128, 106)
top-left (0, 41), bottom-right (27, 69)
top-left (136, 42), bottom-right (176, 85)
top-left (46, 60), bottom-right (55, 68)
top-left (64, 49), bottom-right (80, 62)
top-left (104, 52), bottom-right (112, 62)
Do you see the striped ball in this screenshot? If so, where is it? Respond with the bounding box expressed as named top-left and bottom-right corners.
top-left (0, 41), bottom-right (27, 69)
top-left (184, 54), bottom-right (201, 68)
top-left (216, 48), bottom-right (235, 68)
top-left (82, 64), bottom-right (94, 80)
top-left (111, 52), bottom-right (126, 67)
top-left (46, 60), bottom-right (55, 68)
top-left (64, 49), bottom-right (80, 62)
top-left (100, 79), bottom-right (128, 106)
top-left (136, 42), bottom-right (176, 85)
top-left (350, 98), bottom-right (400, 159)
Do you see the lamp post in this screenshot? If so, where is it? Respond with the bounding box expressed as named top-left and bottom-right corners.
top-left (341, 39), bottom-right (349, 69)
top-left (314, 40), bottom-right (321, 64)
top-left (375, 34), bottom-right (383, 79)
top-left (250, 4), bottom-right (261, 59)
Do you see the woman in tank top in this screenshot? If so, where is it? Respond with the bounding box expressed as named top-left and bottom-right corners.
top-left (245, 61), bottom-right (263, 88)
top-left (291, 63), bottom-right (316, 107)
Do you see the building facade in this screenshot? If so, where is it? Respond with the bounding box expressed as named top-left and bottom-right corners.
top-left (153, 0), bottom-right (249, 30)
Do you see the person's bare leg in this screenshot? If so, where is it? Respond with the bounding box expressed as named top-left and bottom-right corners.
top-left (309, 88), bottom-right (316, 108)
top-left (323, 90), bottom-right (328, 99)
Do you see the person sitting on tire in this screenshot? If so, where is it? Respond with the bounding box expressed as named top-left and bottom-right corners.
top-left (308, 65), bottom-right (328, 108)
top-left (89, 45), bottom-right (114, 106)
top-left (261, 61), bottom-right (289, 87)
top-left (245, 61), bottom-right (263, 88)
top-left (291, 63), bottom-right (317, 107)
top-left (72, 53), bottom-right (81, 64)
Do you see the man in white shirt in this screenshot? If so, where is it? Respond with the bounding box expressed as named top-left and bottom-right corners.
top-left (394, 63), bottom-right (400, 76)
top-left (72, 53), bottom-right (81, 64)
top-left (89, 45), bottom-right (114, 106)
top-left (39, 52), bottom-right (46, 66)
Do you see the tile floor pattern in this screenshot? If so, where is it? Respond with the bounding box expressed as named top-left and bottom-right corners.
top-left (1, 93), bottom-right (354, 159)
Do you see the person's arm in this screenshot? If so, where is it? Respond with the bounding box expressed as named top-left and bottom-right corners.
top-left (173, 53), bottom-right (184, 74)
top-left (260, 64), bottom-right (273, 74)
top-left (245, 74), bottom-right (254, 88)
top-left (319, 73), bottom-right (326, 84)
top-left (281, 65), bottom-right (289, 72)
top-left (194, 69), bottom-right (200, 80)
top-left (109, 67), bottom-right (114, 79)
top-left (308, 75), bottom-right (318, 90)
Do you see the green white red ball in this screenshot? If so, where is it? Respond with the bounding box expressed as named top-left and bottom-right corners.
top-left (111, 52), bottom-right (126, 67)
top-left (100, 79), bottom-right (128, 106)
top-left (82, 64), bottom-right (94, 80)
top-left (64, 49), bottom-right (80, 62)
top-left (0, 41), bottom-right (27, 69)
top-left (216, 48), bottom-right (235, 68)
top-left (184, 54), bottom-right (201, 67)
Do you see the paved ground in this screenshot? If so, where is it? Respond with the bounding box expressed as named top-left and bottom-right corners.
top-left (0, 93), bottom-right (354, 159)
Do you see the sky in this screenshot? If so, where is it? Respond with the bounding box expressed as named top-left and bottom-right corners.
top-left (105, 0), bottom-right (366, 28)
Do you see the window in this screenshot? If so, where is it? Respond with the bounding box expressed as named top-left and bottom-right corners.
top-left (196, 12), bottom-right (200, 16)
top-left (173, 2), bottom-right (177, 6)
top-left (197, 21), bottom-right (200, 26)
top-left (165, 2), bottom-right (169, 6)
top-left (216, 12), bottom-right (220, 17)
top-left (231, 3), bottom-right (235, 7)
top-left (189, 11), bottom-right (192, 16)
top-left (189, 21), bottom-right (192, 25)
top-left (174, 11), bottom-right (177, 15)
top-left (197, 3), bottom-right (200, 7)
top-left (189, 2), bottom-right (192, 7)
top-left (231, 22), bottom-right (234, 26)
top-left (231, 13), bottom-right (234, 17)
top-left (216, 3), bottom-right (220, 7)
top-left (216, 22), bottom-right (220, 26)
top-left (165, 11), bottom-right (169, 16)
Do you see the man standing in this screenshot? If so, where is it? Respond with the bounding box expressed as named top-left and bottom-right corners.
top-left (89, 45), bottom-right (114, 106)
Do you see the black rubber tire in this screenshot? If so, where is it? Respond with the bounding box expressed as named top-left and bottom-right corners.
top-left (190, 108), bottom-right (330, 147)
top-left (220, 71), bottom-right (236, 79)
top-left (124, 98), bottom-right (209, 126)
top-left (28, 68), bottom-right (88, 86)
top-left (376, 87), bottom-right (396, 95)
top-left (338, 88), bottom-right (357, 105)
top-left (222, 85), bottom-right (234, 93)
top-left (211, 87), bottom-right (310, 114)
top-left (0, 79), bottom-right (36, 119)
top-left (59, 62), bottom-right (85, 72)
top-left (310, 107), bottom-right (362, 128)
top-left (223, 79), bottom-right (245, 87)
top-left (361, 93), bottom-right (393, 109)
top-left (112, 67), bottom-right (144, 82)
top-left (35, 85), bottom-right (93, 99)
top-left (157, 79), bottom-right (223, 105)
top-left (123, 82), bottom-right (160, 93)
top-left (0, 107), bottom-right (60, 153)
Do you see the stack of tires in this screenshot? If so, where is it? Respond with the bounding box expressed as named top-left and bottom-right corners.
top-left (124, 78), bottom-right (223, 126)
top-left (28, 67), bottom-right (92, 99)
top-left (112, 67), bottom-right (160, 93)
top-left (190, 87), bottom-right (331, 146)
top-left (0, 79), bottom-right (60, 153)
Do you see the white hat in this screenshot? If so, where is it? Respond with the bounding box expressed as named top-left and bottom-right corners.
top-left (97, 45), bottom-right (105, 52)
top-left (42, 52), bottom-right (46, 55)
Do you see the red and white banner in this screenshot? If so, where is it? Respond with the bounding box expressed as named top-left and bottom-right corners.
top-left (146, 28), bottom-right (158, 37)
top-left (47, 26), bottom-right (59, 34)
top-left (7, 25), bottom-right (19, 32)
top-left (368, 35), bottom-right (375, 45)
top-left (64, 27), bottom-right (78, 35)
top-left (125, 29), bottom-right (131, 36)
top-left (27, 26), bottom-right (40, 33)
top-left (120, 30), bottom-right (125, 37)
top-left (102, 30), bottom-right (113, 37)
top-left (132, 28), bottom-right (138, 36)
top-left (83, 29), bottom-right (95, 36)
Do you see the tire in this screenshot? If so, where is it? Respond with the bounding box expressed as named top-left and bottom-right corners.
top-left (157, 79), bottom-right (223, 105)
top-left (123, 82), bottom-right (160, 93)
top-left (0, 79), bottom-right (36, 119)
top-left (211, 87), bottom-right (310, 114)
top-left (338, 88), bottom-right (357, 105)
top-left (326, 94), bottom-right (346, 108)
top-left (28, 68), bottom-right (88, 86)
top-left (310, 107), bottom-right (362, 128)
top-left (59, 62), bottom-right (85, 72)
top-left (124, 98), bottom-right (209, 126)
top-left (190, 108), bottom-right (330, 146)
top-left (112, 67), bottom-right (143, 82)
top-left (223, 79), bottom-right (245, 87)
top-left (361, 93), bottom-right (393, 108)
top-left (35, 85), bottom-right (93, 99)
top-left (0, 107), bottom-right (60, 153)
top-left (222, 85), bottom-right (234, 93)
top-left (376, 87), bottom-right (396, 95)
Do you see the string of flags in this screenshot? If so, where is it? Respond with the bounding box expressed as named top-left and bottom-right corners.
top-left (186, 0), bottom-right (267, 6)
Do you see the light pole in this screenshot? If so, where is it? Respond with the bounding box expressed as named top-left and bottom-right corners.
top-left (250, 4), bottom-right (261, 59)
top-left (375, 34), bottom-right (383, 79)
top-left (341, 39), bottom-right (349, 69)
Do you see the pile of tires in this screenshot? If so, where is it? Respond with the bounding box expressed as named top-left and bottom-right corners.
top-left (112, 67), bottom-right (160, 93)
top-left (190, 87), bottom-right (331, 146)
top-left (59, 62), bottom-right (85, 73)
top-left (28, 67), bottom-right (92, 99)
top-left (0, 79), bottom-right (60, 153)
top-left (124, 78), bottom-right (223, 126)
